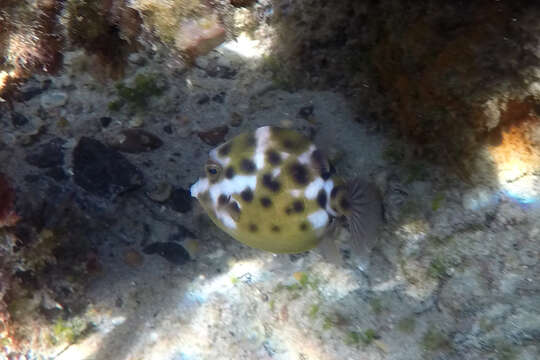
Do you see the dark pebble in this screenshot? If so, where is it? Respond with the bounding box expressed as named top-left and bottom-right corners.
top-left (11, 112), bottom-right (29, 127)
top-left (99, 116), bottom-right (112, 128)
top-left (168, 187), bottom-right (192, 213)
top-left (212, 92), bottom-right (226, 103)
top-left (206, 66), bottom-right (237, 79)
top-left (143, 242), bottom-right (190, 265)
top-left (168, 225), bottom-right (197, 242)
top-left (298, 105), bottom-right (314, 119)
top-left (73, 137), bottom-right (144, 198)
top-left (44, 167), bottom-right (68, 182)
top-left (109, 129), bottom-right (163, 153)
top-left (163, 124), bottom-right (173, 134)
top-left (198, 125), bottom-right (228, 146)
top-left (25, 138), bottom-right (66, 168)
top-left (197, 94), bottom-right (210, 105)
top-left (230, 112), bottom-right (243, 127)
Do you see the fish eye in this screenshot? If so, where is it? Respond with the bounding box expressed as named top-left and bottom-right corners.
top-left (205, 161), bottom-right (222, 180)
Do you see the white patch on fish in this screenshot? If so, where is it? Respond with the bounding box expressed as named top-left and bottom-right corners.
top-left (307, 209), bottom-right (329, 229)
top-left (272, 167), bottom-right (281, 177)
top-left (216, 209), bottom-right (237, 229)
top-left (305, 178), bottom-right (325, 199)
top-left (254, 126), bottom-right (272, 169)
top-left (297, 145), bottom-right (316, 165)
top-left (290, 189), bottom-right (302, 197)
top-left (190, 178), bottom-right (209, 198)
top-left (208, 175), bottom-right (257, 205)
top-left (209, 149), bottom-right (231, 166)
top-left (323, 179), bottom-right (337, 216)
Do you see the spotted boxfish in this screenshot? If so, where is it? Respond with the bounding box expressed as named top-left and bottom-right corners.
top-left (190, 126), bottom-right (383, 265)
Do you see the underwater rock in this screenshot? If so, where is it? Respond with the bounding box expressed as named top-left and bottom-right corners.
top-left (143, 242), bottom-right (191, 265)
top-left (73, 137), bottom-right (144, 198)
top-left (146, 182), bottom-right (172, 203)
top-left (175, 13), bottom-right (226, 58)
top-left (99, 116), bottom-right (112, 128)
top-left (108, 129), bottom-right (163, 153)
top-left (123, 249), bottom-right (144, 267)
top-left (44, 167), bottom-right (68, 182)
top-left (0, 174), bottom-right (19, 227)
top-left (297, 105), bottom-right (314, 120)
top-left (197, 125), bottom-right (228, 146)
top-left (25, 138), bottom-right (66, 168)
top-left (40, 91), bottom-right (68, 109)
top-left (212, 91), bottom-right (226, 103)
top-left (127, 53), bottom-right (146, 66)
top-left (168, 187), bottom-right (192, 213)
top-left (197, 94), bottom-right (210, 105)
top-left (11, 112), bottom-right (29, 127)
top-left (230, 112), bottom-right (243, 127)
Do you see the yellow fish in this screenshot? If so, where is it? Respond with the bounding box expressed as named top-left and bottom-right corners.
top-left (190, 126), bottom-right (383, 265)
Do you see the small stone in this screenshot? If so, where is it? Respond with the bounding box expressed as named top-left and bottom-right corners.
top-left (40, 91), bottom-right (68, 109)
top-left (11, 112), bottom-right (29, 127)
top-left (128, 53), bottom-right (146, 66)
top-left (212, 91), bottom-right (226, 103)
top-left (73, 137), bottom-right (144, 198)
top-left (25, 138), bottom-right (66, 168)
top-left (44, 167), bottom-right (68, 182)
top-left (129, 114), bottom-right (144, 128)
top-left (298, 105), bottom-right (314, 120)
top-left (230, 0), bottom-right (255, 7)
top-left (108, 129), bottom-right (163, 153)
top-left (123, 249), bottom-right (144, 267)
top-left (197, 94), bottom-right (210, 105)
top-left (175, 13), bottom-right (226, 58)
top-left (146, 182), bottom-right (172, 203)
top-left (168, 187), bottom-right (193, 213)
top-left (230, 112), bottom-right (243, 127)
top-left (100, 116), bottom-right (112, 128)
top-left (198, 125), bottom-right (228, 146)
top-left (163, 124), bottom-right (173, 134)
top-left (143, 242), bottom-right (191, 265)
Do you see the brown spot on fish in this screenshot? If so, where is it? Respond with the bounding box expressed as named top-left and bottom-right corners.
top-left (299, 222), bottom-right (308, 231)
top-left (248, 223), bottom-right (258, 232)
top-left (266, 149), bottom-right (281, 165)
top-left (293, 200), bottom-right (304, 213)
top-left (271, 224), bottom-right (280, 232)
top-left (260, 197), bottom-right (272, 208)
top-left (289, 162), bottom-right (309, 185)
top-left (340, 197), bottom-right (350, 211)
top-left (262, 173), bottom-right (281, 192)
top-left (228, 201), bottom-right (241, 220)
top-left (225, 166), bottom-right (235, 179)
top-left (241, 188), bottom-right (253, 202)
top-left (240, 158), bottom-right (256, 173)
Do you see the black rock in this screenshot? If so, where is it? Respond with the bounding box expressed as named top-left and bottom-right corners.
top-left (298, 105), bottom-right (314, 119)
top-left (168, 225), bottom-right (196, 242)
top-left (44, 167), bottom-right (68, 182)
top-left (73, 137), bottom-right (144, 198)
top-left (143, 242), bottom-right (190, 265)
top-left (196, 94), bottom-right (210, 105)
top-left (25, 138), bottom-right (66, 168)
top-left (168, 187), bottom-right (192, 213)
top-left (11, 112), bottom-right (29, 127)
top-left (212, 92), bottom-right (226, 103)
top-left (163, 124), bottom-right (173, 134)
top-left (108, 129), bottom-right (163, 154)
top-left (99, 116), bottom-right (112, 128)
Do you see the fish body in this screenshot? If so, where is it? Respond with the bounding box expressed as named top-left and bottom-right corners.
top-left (190, 126), bottom-right (382, 259)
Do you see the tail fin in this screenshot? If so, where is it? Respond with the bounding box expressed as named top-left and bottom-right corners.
top-left (346, 178), bottom-right (384, 271)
